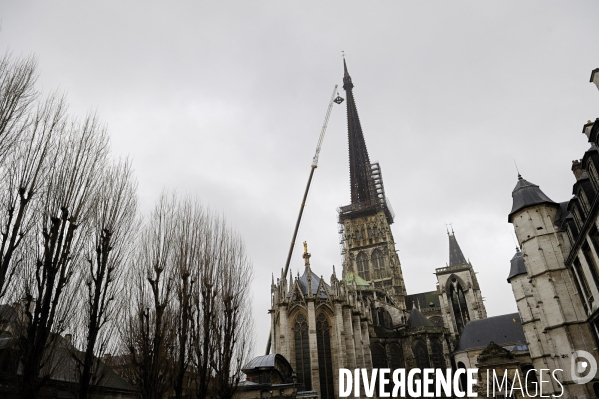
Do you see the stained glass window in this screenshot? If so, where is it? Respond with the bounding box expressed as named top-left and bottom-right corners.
top-left (316, 314), bottom-right (334, 399)
top-left (294, 314), bottom-right (311, 390)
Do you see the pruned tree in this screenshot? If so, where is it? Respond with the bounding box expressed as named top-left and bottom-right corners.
top-left (0, 50), bottom-right (38, 162)
top-left (19, 112), bottom-right (108, 398)
top-left (122, 195), bottom-right (254, 399)
top-left (189, 211), bottom-right (254, 399)
top-left (77, 158), bottom-right (138, 399)
top-left (122, 194), bottom-right (177, 399)
top-left (0, 92), bottom-right (66, 301)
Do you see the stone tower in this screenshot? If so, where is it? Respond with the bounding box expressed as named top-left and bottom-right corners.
top-left (337, 59), bottom-right (407, 309)
top-left (508, 174), bottom-right (597, 397)
top-left (436, 229), bottom-right (486, 338)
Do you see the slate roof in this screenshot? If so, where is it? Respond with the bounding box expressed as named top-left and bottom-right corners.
top-left (298, 269), bottom-right (331, 299)
top-left (456, 313), bottom-right (525, 351)
top-left (407, 306), bottom-right (433, 328)
top-left (405, 291), bottom-right (440, 310)
top-left (243, 354), bottom-right (278, 370)
top-left (507, 249), bottom-right (527, 281)
top-left (508, 176), bottom-right (557, 222)
top-left (448, 233), bottom-right (468, 266)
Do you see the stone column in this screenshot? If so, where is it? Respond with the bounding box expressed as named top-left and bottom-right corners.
top-left (278, 306), bottom-right (289, 360)
top-left (343, 306), bottom-right (356, 370)
top-left (307, 300), bottom-right (320, 393)
top-left (333, 302), bottom-right (347, 399)
top-left (352, 313), bottom-right (364, 369)
top-left (361, 319), bottom-right (372, 370)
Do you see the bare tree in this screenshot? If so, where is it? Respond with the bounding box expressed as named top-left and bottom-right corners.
top-left (204, 220), bottom-right (253, 399)
top-left (0, 92), bottom-right (66, 301)
top-left (190, 212), bottom-right (254, 399)
top-left (0, 51), bottom-right (38, 162)
top-left (19, 112), bottom-right (108, 398)
top-left (122, 196), bottom-right (254, 399)
top-left (123, 194), bottom-right (177, 399)
top-left (77, 158), bottom-right (138, 399)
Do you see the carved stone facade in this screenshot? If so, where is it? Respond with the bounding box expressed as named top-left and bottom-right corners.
top-left (504, 67), bottom-right (599, 397)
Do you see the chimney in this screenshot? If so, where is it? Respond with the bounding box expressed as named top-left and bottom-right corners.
top-left (65, 334), bottom-right (72, 345)
top-left (572, 160), bottom-right (584, 180)
top-left (591, 68), bottom-right (599, 92)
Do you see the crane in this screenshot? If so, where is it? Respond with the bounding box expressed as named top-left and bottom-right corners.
top-left (265, 85), bottom-right (344, 355)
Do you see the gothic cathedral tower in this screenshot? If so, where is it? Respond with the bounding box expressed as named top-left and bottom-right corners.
top-left (435, 229), bottom-right (487, 339)
top-left (337, 59), bottom-right (407, 309)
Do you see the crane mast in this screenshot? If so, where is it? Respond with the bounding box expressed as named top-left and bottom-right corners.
top-left (265, 85), bottom-right (343, 355)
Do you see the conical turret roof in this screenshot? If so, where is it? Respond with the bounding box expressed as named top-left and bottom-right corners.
top-left (508, 175), bottom-right (556, 222)
top-left (507, 248), bottom-right (527, 281)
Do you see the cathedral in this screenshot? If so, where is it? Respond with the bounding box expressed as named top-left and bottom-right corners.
top-left (265, 61), bottom-right (490, 398)
top-left (237, 65), bottom-right (599, 399)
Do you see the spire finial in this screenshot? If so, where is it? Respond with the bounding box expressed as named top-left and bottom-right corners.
top-left (302, 241), bottom-right (311, 268)
top-left (513, 159), bottom-right (522, 180)
top-left (445, 222), bottom-right (454, 235)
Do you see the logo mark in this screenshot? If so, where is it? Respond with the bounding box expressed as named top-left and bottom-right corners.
top-left (571, 350), bottom-right (597, 384)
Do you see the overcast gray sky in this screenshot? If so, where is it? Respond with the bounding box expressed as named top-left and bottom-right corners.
top-left (2, 1), bottom-right (598, 357)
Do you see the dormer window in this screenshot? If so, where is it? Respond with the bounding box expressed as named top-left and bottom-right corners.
top-left (589, 162), bottom-right (599, 191)
top-left (580, 189), bottom-right (591, 214)
top-left (572, 206), bottom-right (584, 229)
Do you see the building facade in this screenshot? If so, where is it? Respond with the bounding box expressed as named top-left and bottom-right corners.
top-left (505, 67), bottom-right (599, 398)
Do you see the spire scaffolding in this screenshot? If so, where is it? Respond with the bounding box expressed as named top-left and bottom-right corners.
top-left (337, 58), bottom-right (394, 224)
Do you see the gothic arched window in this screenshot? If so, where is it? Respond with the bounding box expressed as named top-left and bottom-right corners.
top-left (430, 338), bottom-right (446, 369)
top-left (294, 314), bottom-right (311, 390)
top-left (372, 249), bottom-right (385, 279)
top-left (448, 280), bottom-right (470, 333)
top-left (371, 343), bottom-right (388, 397)
top-left (412, 340), bottom-right (430, 369)
top-left (316, 314), bottom-right (334, 399)
top-left (356, 252), bottom-right (370, 281)
top-left (389, 343), bottom-right (404, 371)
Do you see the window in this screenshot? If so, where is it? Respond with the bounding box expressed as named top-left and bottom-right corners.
top-left (582, 242), bottom-right (599, 296)
top-left (589, 162), bottom-right (599, 191)
top-left (449, 281), bottom-right (470, 333)
top-left (389, 343), bottom-right (404, 371)
top-left (294, 314), bottom-right (311, 390)
top-left (573, 258), bottom-right (592, 311)
top-left (580, 189), bottom-right (591, 214)
top-left (457, 362), bottom-right (468, 393)
top-left (357, 252), bottom-right (370, 281)
top-left (573, 206), bottom-right (584, 230)
top-left (316, 314), bottom-right (334, 399)
top-left (412, 340), bottom-right (430, 369)
top-left (430, 339), bottom-right (446, 369)
top-left (371, 344), bottom-right (388, 396)
top-left (372, 249), bottom-right (385, 279)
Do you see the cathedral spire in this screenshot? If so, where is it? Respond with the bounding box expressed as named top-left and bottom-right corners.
top-left (343, 59), bottom-right (374, 205)
top-left (448, 229), bottom-right (468, 266)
